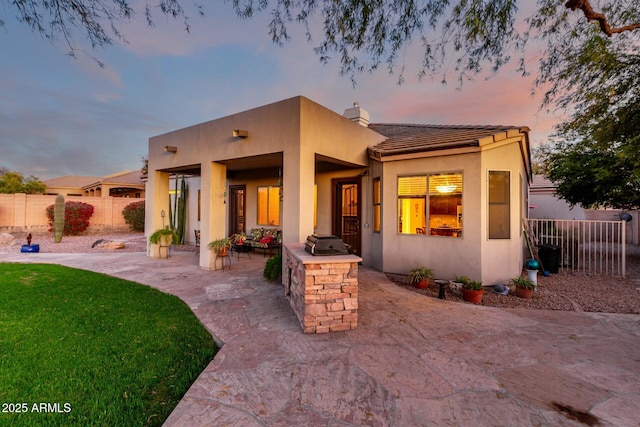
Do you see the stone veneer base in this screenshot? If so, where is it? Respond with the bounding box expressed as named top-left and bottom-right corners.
top-left (284, 243), bottom-right (362, 334)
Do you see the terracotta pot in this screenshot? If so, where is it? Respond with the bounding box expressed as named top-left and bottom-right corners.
top-left (216, 247), bottom-right (229, 257)
top-left (516, 286), bottom-right (534, 299)
top-left (461, 288), bottom-right (484, 304)
top-left (413, 278), bottom-right (430, 289)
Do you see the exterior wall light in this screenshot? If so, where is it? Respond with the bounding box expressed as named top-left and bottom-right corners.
top-left (164, 146), bottom-right (178, 153)
top-left (233, 129), bottom-right (248, 138)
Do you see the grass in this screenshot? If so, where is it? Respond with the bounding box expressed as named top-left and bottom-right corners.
top-left (0, 263), bottom-right (217, 427)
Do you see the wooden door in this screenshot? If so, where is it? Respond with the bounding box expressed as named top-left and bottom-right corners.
top-left (229, 185), bottom-right (246, 235)
top-left (333, 178), bottom-right (361, 255)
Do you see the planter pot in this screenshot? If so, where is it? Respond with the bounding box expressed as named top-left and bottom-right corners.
top-left (461, 288), bottom-right (484, 304)
top-left (216, 247), bottom-right (229, 257)
top-left (150, 235), bottom-right (173, 259)
top-left (413, 278), bottom-right (429, 289)
top-left (516, 286), bottom-right (534, 299)
top-left (449, 280), bottom-right (463, 295)
top-left (21, 244), bottom-right (40, 253)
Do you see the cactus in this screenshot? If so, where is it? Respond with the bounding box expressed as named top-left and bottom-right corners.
top-left (168, 175), bottom-right (188, 244)
top-left (177, 177), bottom-right (188, 244)
top-left (54, 194), bottom-right (65, 243)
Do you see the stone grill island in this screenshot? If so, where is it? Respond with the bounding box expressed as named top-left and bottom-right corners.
top-left (284, 243), bottom-right (362, 334)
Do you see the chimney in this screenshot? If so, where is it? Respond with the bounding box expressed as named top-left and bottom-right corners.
top-left (343, 102), bottom-right (370, 127)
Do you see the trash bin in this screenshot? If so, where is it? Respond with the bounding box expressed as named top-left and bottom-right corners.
top-left (537, 244), bottom-right (560, 274)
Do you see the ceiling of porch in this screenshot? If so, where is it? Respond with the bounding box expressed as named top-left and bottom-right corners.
top-left (159, 152), bottom-right (365, 179)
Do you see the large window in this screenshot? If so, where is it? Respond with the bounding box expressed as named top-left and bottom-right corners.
top-left (488, 171), bottom-right (510, 239)
top-left (397, 173), bottom-right (462, 237)
top-left (257, 186), bottom-right (280, 226)
top-left (373, 177), bottom-right (381, 232)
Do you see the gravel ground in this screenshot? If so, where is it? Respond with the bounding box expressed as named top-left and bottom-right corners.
top-left (390, 245), bottom-right (640, 315)
top-left (3, 231), bottom-right (639, 314)
top-left (3, 231), bottom-right (197, 254)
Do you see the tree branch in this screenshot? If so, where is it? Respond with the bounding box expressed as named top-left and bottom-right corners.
top-left (565, 0), bottom-right (640, 36)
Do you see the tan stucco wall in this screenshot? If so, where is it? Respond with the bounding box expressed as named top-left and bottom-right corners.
top-left (148, 96), bottom-right (384, 269)
top-left (0, 194), bottom-right (143, 233)
top-left (479, 140), bottom-right (530, 285)
top-left (146, 95), bottom-right (530, 277)
top-left (379, 137), bottom-right (530, 286)
top-left (379, 151), bottom-right (483, 281)
top-left (530, 192), bottom-right (586, 220)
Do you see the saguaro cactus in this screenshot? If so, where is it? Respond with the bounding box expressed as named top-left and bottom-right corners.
top-left (54, 194), bottom-right (65, 243)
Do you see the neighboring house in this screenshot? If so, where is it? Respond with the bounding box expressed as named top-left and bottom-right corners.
top-left (529, 174), bottom-right (586, 220)
top-left (530, 174), bottom-right (639, 244)
top-left (44, 170), bottom-right (145, 198)
top-left (44, 175), bottom-right (101, 196)
top-left (146, 96), bottom-right (532, 285)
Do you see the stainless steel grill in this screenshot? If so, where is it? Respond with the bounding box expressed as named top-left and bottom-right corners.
top-left (304, 235), bottom-right (349, 256)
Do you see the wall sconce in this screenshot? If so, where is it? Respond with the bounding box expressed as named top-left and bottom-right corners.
top-left (233, 129), bottom-right (248, 138)
top-left (164, 146), bottom-right (178, 153)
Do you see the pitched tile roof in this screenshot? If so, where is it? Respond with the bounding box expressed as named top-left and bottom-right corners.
top-left (530, 174), bottom-right (557, 192)
top-left (100, 170), bottom-right (143, 185)
top-left (43, 175), bottom-right (101, 188)
top-left (368, 123), bottom-right (528, 158)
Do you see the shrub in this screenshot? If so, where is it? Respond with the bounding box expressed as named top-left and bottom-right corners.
top-left (263, 254), bottom-right (282, 282)
top-left (46, 201), bottom-right (94, 235)
top-left (122, 200), bottom-right (145, 232)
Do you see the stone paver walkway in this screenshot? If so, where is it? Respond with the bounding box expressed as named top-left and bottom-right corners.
top-left (2, 251), bottom-right (639, 426)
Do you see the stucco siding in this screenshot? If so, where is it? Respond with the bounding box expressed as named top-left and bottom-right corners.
top-left (479, 141), bottom-right (529, 285)
top-left (380, 152), bottom-right (483, 281)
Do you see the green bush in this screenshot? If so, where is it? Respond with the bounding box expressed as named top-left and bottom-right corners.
top-left (45, 201), bottom-right (94, 235)
top-left (122, 200), bottom-right (146, 232)
top-left (263, 254), bottom-right (282, 281)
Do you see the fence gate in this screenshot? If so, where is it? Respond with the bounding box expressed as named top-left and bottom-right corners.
top-left (527, 219), bottom-right (626, 278)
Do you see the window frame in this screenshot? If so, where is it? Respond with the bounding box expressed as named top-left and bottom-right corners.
top-left (488, 170), bottom-right (511, 239)
top-left (257, 185), bottom-right (281, 226)
top-left (396, 172), bottom-right (463, 237)
top-left (373, 177), bottom-right (381, 233)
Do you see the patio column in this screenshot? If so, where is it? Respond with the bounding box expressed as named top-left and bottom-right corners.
top-left (282, 149), bottom-right (315, 244)
top-left (146, 170), bottom-right (170, 253)
top-left (199, 161), bottom-right (227, 270)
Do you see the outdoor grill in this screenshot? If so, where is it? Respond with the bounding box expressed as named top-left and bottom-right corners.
top-left (304, 234), bottom-right (349, 256)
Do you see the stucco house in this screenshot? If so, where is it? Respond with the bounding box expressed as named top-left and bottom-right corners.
top-left (44, 170), bottom-right (145, 198)
top-left (146, 96), bottom-right (532, 285)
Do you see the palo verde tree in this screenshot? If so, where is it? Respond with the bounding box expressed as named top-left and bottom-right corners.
top-left (3, 1), bottom-right (639, 207)
top-left (2, 1), bottom-right (638, 84)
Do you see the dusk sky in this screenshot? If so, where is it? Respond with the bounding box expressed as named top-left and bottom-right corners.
top-left (1, 2), bottom-right (561, 180)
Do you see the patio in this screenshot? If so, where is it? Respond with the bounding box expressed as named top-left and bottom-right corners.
top-left (1, 250), bottom-right (639, 426)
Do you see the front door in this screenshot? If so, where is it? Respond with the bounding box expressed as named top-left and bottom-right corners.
top-left (229, 185), bottom-right (246, 235)
top-left (333, 178), bottom-right (361, 255)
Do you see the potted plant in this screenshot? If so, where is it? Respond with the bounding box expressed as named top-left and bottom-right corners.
top-left (461, 279), bottom-right (484, 303)
top-left (511, 276), bottom-right (536, 299)
top-left (407, 266), bottom-right (434, 289)
top-left (149, 227), bottom-right (176, 258)
top-left (449, 275), bottom-right (470, 294)
top-left (208, 237), bottom-right (232, 256)
top-left (149, 227), bottom-right (176, 245)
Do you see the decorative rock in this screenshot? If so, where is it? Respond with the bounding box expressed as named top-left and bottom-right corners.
top-left (0, 233), bottom-right (16, 246)
top-left (91, 239), bottom-right (125, 250)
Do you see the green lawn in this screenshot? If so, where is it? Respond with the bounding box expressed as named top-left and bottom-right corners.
top-left (0, 263), bottom-right (217, 427)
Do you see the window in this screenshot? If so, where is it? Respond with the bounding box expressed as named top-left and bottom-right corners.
top-left (373, 177), bottom-right (381, 232)
top-left (398, 176), bottom-right (426, 234)
top-left (257, 186), bottom-right (280, 226)
top-left (398, 173), bottom-right (462, 237)
top-left (488, 171), bottom-right (510, 239)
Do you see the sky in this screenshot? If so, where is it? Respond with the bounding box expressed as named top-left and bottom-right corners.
top-left (0, 2), bottom-right (562, 180)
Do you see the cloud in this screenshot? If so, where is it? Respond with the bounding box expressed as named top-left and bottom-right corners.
top-left (0, 1), bottom-right (565, 182)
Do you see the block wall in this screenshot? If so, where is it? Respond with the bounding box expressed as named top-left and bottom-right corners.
top-left (285, 246), bottom-right (359, 334)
